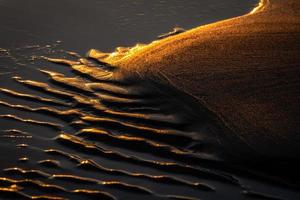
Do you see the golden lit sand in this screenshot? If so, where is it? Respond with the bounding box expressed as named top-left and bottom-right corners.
top-left (102, 0), bottom-right (300, 159)
top-left (0, 1), bottom-right (299, 199)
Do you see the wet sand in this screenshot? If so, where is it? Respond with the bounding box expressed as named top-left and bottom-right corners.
top-left (0, 0), bottom-right (299, 199)
top-left (0, 0), bottom-right (258, 52)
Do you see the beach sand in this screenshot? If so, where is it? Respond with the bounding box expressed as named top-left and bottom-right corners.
top-left (104, 0), bottom-right (300, 162)
top-left (0, 0), bottom-right (299, 199)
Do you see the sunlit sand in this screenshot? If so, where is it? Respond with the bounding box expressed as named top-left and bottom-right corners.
top-left (0, 0), bottom-right (299, 199)
top-left (103, 0), bottom-right (300, 161)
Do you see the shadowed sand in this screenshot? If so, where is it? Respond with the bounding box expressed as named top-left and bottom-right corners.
top-left (101, 0), bottom-right (300, 162)
top-left (0, 0), bottom-right (300, 199)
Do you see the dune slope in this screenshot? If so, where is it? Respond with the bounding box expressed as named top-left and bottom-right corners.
top-left (110, 0), bottom-right (300, 161)
top-left (0, 1), bottom-right (300, 199)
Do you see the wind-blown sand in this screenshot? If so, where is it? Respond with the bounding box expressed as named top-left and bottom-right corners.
top-left (0, 0), bottom-right (299, 199)
top-left (104, 0), bottom-right (300, 162)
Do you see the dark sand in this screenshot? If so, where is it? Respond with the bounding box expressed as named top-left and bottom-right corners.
top-left (0, 0), bottom-right (257, 52)
top-left (0, 0), bottom-right (299, 199)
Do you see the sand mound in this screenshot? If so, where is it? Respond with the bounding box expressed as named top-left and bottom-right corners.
top-left (0, 1), bottom-right (299, 199)
top-left (107, 0), bottom-right (300, 160)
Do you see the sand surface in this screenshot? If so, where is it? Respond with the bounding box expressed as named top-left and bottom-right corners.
top-left (0, 0), bottom-right (299, 199)
top-left (109, 0), bottom-right (300, 162)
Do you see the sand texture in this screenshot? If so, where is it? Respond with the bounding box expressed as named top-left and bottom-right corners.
top-left (0, 0), bottom-right (299, 199)
top-left (110, 0), bottom-right (300, 161)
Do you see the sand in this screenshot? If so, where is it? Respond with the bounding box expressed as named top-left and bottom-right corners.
top-left (105, 0), bottom-right (300, 162)
top-left (0, 0), bottom-right (299, 199)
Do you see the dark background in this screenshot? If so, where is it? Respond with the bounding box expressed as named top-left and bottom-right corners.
top-left (0, 0), bottom-right (257, 53)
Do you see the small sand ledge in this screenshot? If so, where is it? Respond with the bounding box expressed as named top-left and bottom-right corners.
top-left (249, 0), bottom-right (269, 14)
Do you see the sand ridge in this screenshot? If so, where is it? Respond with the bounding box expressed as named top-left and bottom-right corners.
top-left (108, 0), bottom-right (300, 161)
top-left (0, 1), bottom-right (299, 199)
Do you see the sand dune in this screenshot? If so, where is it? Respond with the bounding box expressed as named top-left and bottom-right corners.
top-left (0, 0), bottom-right (299, 199)
top-left (106, 0), bottom-right (300, 161)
